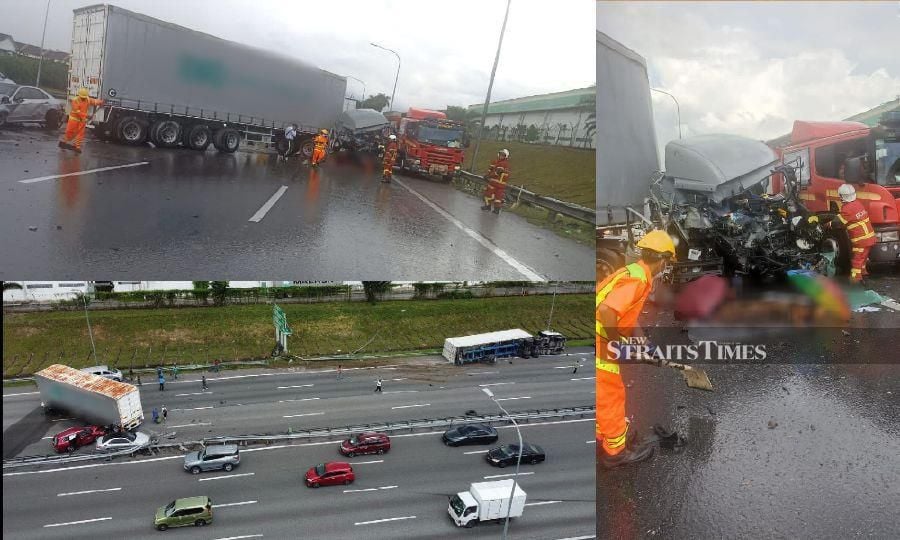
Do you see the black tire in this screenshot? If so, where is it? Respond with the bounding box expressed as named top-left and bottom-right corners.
top-left (275, 137), bottom-right (290, 155)
top-left (312, 482), bottom-right (319, 488)
top-left (67, 445), bottom-right (76, 453)
top-left (377, 449), bottom-right (384, 455)
top-left (183, 124), bottom-right (212, 151)
top-left (347, 452), bottom-right (355, 458)
top-left (152, 119), bottom-right (181, 148)
top-left (464, 520), bottom-right (476, 528)
top-left (213, 128), bottom-right (240, 153)
top-left (597, 247), bottom-right (624, 280)
top-left (117, 116), bottom-right (148, 145)
top-left (194, 519), bottom-right (206, 527)
top-left (157, 524), bottom-right (168, 531)
top-left (191, 466), bottom-right (201, 475)
top-left (498, 461), bottom-right (506, 468)
top-left (823, 228), bottom-right (851, 276)
top-left (223, 463), bottom-right (233, 472)
top-left (44, 109), bottom-right (62, 131)
top-left (299, 138), bottom-right (314, 158)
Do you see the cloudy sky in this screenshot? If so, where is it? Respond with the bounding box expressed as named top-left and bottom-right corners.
top-left (1, 0), bottom-right (594, 111)
top-left (597, 1), bottom-right (900, 162)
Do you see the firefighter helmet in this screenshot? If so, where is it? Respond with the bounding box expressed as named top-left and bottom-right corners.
top-left (389, 134), bottom-right (397, 140)
top-left (636, 229), bottom-right (676, 257)
top-left (499, 149), bottom-right (509, 158)
top-left (838, 183), bottom-right (856, 202)
top-left (320, 129), bottom-right (328, 135)
top-left (77, 87), bottom-right (89, 98)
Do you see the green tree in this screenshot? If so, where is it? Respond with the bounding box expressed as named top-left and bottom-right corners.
top-left (210, 281), bottom-right (229, 306)
top-left (525, 124), bottom-right (540, 142)
top-left (360, 93), bottom-right (390, 112)
top-left (444, 105), bottom-right (467, 122)
top-left (362, 281), bottom-right (392, 304)
top-left (192, 281), bottom-right (210, 304)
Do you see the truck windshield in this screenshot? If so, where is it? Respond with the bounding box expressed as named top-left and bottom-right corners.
top-left (874, 140), bottom-right (900, 186)
top-left (449, 494), bottom-right (467, 516)
top-left (417, 126), bottom-right (464, 147)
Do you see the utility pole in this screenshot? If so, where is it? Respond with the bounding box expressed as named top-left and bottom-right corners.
top-left (82, 293), bottom-right (97, 364)
top-left (371, 43), bottom-right (400, 112)
top-left (35, 0), bottom-right (51, 87)
top-left (651, 88), bottom-right (682, 139)
top-left (469, 0), bottom-right (512, 172)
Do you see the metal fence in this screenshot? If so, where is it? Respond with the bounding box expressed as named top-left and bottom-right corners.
top-left (457, 171), bottom-right (596, 224)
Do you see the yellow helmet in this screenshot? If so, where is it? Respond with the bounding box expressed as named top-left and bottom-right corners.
top-left (320, 129), bottom-right (328, 135)
top-left (636, 229), bottom-right (676, 256)
top-left (77, 87), bottom-right (89, 98)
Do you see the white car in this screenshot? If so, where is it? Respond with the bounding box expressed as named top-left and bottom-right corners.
top-left (80, 365), bottom-right (124, 382)
top-left (96, 431), bottom-right (149, 451)
top-left (0, 82), bottom-right (65, 129)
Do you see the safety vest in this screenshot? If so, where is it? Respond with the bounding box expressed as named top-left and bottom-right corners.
top-left (596, 262), bottom-right (650, 375)
top-left (838, 200), bottom-right (875, 247)
top-left (314, 135), bottom-right (328, 150)
top-left (68, 96), bottom-right (102, 123)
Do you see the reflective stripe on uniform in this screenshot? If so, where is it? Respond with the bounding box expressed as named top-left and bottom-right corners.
top-left (596, 263), bottom-right (648, 340)
top-left (851, 231), bottom-right (875, 243)
top-left (852, 247), bottom-right (865, 253)
top-left (605, 425), bottom-right (628, 449)
top-left (596, 358), bottom-right (620, 375)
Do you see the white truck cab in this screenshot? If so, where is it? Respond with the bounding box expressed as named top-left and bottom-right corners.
top-left (448, 480), bottom-right (526, 528)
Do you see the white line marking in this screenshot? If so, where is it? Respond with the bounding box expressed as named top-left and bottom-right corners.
top-left (479, 382), bottom-right (515, 387)
top-left (495, 396), bottom-right (531, 402)
top-left (526, 500), bottom-right (562, 507)
top-left (571, 377), bottom-right (594, 381)
top-left (393, 177), bottom-right (545, 281)
top-left (344, 485), bottom-right (398, 493)
top-left (3, 391), bottom-right (40, 397)
top-left (391, 403), bottom-right (430, 409)
top-left (214, 500), bottom-right (258, 508)
top-left (484, 472), bottom-right (535, 479)
top-left (42, 436), bottom-right (53, 440)
top-left (277, 384), bottom-right (315, 389)
top-left (351, 460), bottom-right (384, 465)
top-left (387, 378), bottom-right (407, 381)
top-left (248, 185), bottom-right (288, 222)
top-left (199, 472), bottom-right (255, 482)
top-left (44, 517), bottom-right (112, 527)
top-left (167, 422), bottom-right (212, 429)
top-left (555, 536), bottom-right (596, 540)
top-left (553, 366), bottom-right (573, 369)
top-left (180, 406), bottom-right (213, 411)
top-left (464, 450), bottom-right (489, 455)
top-left (20, 162), bottom-right (150, 184)
top-left (278, 397), bottom-right (320, 403)
top-left (175, 392), bottom-right (213, 396)
top-left (58, 487), bottom-right (121, 497)
top-left (468, 371), bottom-right (498, 375)
top-left (214, 535), bottom-right (264, 540)
top-left (50, 417), bottom-right (74, 422)
top-left (355, 515), bottom-right (416, 526)
top-left (382, 390), bottom-right (418, 394)
top-left (586, 440), bottom-right (596, 444)
top-left (283, 412), bottom-right (324, 418)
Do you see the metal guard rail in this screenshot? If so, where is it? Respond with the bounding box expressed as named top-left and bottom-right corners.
top-left (3, 436), bottom-right (158, 469)
top-left (458, 171), bottom-right (595, 224)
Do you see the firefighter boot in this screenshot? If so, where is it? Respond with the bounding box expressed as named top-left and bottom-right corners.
top-left (492, 203), bottom-right (502, 215)
top-left (598, 435), bottom-right (655, 469)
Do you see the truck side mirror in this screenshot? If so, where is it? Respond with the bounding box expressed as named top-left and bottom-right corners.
top-left (843, 156), bottom-right (863, 183)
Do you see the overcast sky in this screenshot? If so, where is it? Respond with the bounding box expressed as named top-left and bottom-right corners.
top-left (0, 0), bottom-right (594, 111)
top-left (597, 1), bottom-right (900, 162)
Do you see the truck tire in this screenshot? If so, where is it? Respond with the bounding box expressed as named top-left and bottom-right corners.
top-left (464, 520), bottom-right (476, 528)
top-left (214, 128), bottom-right (240, 153)
top-left (117, 116), bottom-right (148, 145)
top-left (823, 228), bottom-right (851, 276)
top-left (44, 109), bottom-right (62, 131)
top-left (275, 137), bottom-right (290, 156)
top-left (183, 124), bottom-right (212, 151)
top-left (597, 248), bottom-right (624, 280)
top-left (299, 137), bottom-right (314, 158)
top-left (152, 119), bottom-right (182, 148)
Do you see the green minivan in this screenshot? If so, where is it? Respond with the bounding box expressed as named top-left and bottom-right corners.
top-left (154, 496), bottom-right (212, 531)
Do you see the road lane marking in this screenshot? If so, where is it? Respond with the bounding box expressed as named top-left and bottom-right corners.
top-left (553, 366), bottom-right (573, 369)
top-left (50, 417), bottom-right (74, 422)
top-left (214, 500), bottom-right (258, 508)
top-left (382, 390), bottom-right (418, 394)
top-left (393, 177), bottom-right (545, 281)
top-left (526, 500), bottom-right (562, 507)
top-left (176, 392), bottom-right (213, 396)
top-left (464, 450), bottom-right (489, 454)
top-left (344, 485), bottom-right (398, 493)
top-left (391, 403), bottom-right (430, 409)
top-left (3, 391), bottom-right (40, 397)
top-left (4, 418), bottom-right (594, 476)
top-left (387, 378), bottom-right (407, 381)
top-left (248, 185), bottom-right (288, 222)
top-left (484, 472), bottom-right (535, 479)
top-left (278, 397), bottom-right (320, 403)
top-left (495, 396), bottom-right (531, 402)
top-left (277, 384), bottom-right (315, 389)
top-left (58, 487), bottom-right (121, 497)
top-left (179, 406), bottom-right (213, 411)
top-left (20, 161), bottom-right (150, 184)
top-left (283, 412), bottom-right (324, 418)
top-left (44, 517), bottom-right (112, 527)
top-left (215, 535), bottom-right (264, 540)
top-left (571, 377), bottom-right (594, 381)
top-left (355, 516), bottom-right (416, 526)
top-left (479, 382), bottom-right (515, 387)
top-left (167, 422), bottom-right (212, 429)
top-left (468, 371), bottom-right (498, 375)
top-left (351, 460), bottom-right (384, 465)
top-left (555, 536), bottom-right (595, 540)
top-left (586, 440), bottom-right (596, 444)
top-left (199, 472), bottom-right (255, 482)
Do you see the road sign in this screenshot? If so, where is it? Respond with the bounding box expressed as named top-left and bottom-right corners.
top-left (273, 304), bottom-right (292, 335)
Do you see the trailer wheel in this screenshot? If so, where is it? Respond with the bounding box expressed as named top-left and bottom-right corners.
top-left (299, 138), bottom-right (314, 158)
top-left (213, 128), bottom-right (240, 153)
top-left (183, 124), bottom-right (212, 151)
top-left (152, 119), bottom-right (181, 148)
top-left (597, 247), bottom-right (624, 280)
top-left (117, 116), bottom-right (148, 145)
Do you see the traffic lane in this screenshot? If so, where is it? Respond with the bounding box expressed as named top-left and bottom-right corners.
top-left (598, 362), bottom-right (900, 539)
top-left (2, 419), bottom-right (594, 539)
top-left (397, 173), bottom-right (595, 280)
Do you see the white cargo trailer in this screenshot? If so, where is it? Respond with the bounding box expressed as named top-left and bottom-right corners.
top-left (448, 480), bottom-right (526, 527)
top-left (442, 329), bottom-right (533, 365)
top-left (34, 364), bottom-right (144, 430)
top-left (68, 4), bottom-right (347, 154)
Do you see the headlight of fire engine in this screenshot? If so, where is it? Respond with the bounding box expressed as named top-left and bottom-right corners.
top-left (877, 231), bottom-right (899, 242)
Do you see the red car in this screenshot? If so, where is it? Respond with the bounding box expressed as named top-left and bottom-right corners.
top-left (52, 425), bottom-right (107, 453)
top-left (305, 462), bottom-right (354, 488)
top-left (339, 432), bottom-right (391, 457)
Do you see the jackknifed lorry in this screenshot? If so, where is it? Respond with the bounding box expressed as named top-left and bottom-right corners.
top-left (448, 480), bottom-right (526, 528)
top-left (35, 364), bottom-right (144, 430)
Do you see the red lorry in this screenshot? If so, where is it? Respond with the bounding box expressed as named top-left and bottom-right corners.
top-left (770, 112), bottom-right (900, 270)
top-left (395, 108), bottom-right (466, 181)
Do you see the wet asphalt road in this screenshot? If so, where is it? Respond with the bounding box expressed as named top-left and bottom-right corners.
top-left (597, 276), bottom-right (900, 539)
top-left (0, 128), bottom-right (592, 280)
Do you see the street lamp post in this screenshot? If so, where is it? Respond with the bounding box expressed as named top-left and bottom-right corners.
top-left (651, 88), bottom-right (682, 139)
top-left (82, 293), bottom-right (97, 364)
top-left (469, 0), bottom-right (512, 172)
top-left (481, 386), bottom-right (522, 540)
top-left (35, 0), bottom-right (51, 87)
top-left (370, 43), bottom-right (400, 112)
top-left (346, 75), bottom-right (366, 104)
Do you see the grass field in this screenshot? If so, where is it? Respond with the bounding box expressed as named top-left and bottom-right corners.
top-left (463, 140), bottom-right (595, 208)
top-left (2, 294), bottom-right (593, 377)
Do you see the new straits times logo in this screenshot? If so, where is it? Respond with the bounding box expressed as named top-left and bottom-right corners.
top-left (608, 336), bottom-right (767, 362)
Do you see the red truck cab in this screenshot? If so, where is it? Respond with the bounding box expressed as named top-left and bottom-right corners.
top-left (771, 119), bottom-right (900, 267)
top-left (397, 107), bottom-right (466, 181)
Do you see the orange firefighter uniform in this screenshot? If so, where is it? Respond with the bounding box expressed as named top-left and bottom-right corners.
top-left (837, 199), bottom-right (876, 281)
top-left (382, 140), bottom-right (398, 181)
top-left (595, 260), bottom-right (653, 456)
top-left (311, 130), bottom-right (328, 166)
top-left (60, 88), bottom-right (103, 152)
top-left (482, 167), bottom-right (509, 213)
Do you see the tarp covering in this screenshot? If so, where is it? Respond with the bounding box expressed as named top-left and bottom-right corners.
top-left (337, 108), bottom-right (389, 132)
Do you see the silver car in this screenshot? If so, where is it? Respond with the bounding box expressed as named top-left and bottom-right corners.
top-left (0, 82), bottom-right (65, 130)
top-left (184, 444), bottom-right (240, 474)
top-left (80, 365), bottom-right (124, 382)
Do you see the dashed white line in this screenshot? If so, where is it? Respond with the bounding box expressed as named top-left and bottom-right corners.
top-left (525, 500), bottom-right (562, 507)
top-left (350, 460), bottom-right (384, 465)
top-left (344, 485), bottom-right (398, 493)
top-left (393, 177), bottom-right (545, 281)
top-left (180, 406), bottom-right (213, 411)
top-left (166, 422), bottom-right (212, 429)
top-left (3, 391), bottom-right (40, 397)
top-left (479, 382), bottom-right (515, 387)
top-left (468, 371), bottom-right (499, 375)
top-left (382, 390), bottom-right (418, 394)
top-left (58, 487), bottom-right (121, 497)
top-left (214, 500), bottom-right (258, 508)
top-left (464, 450), bottom-right (489, 455)
top-left (248, 185), bottom-right (288, 222)
top-left (570, 377), bottom-right (594, 381)
top-left (199, 472), bottom-right (255, 482)
top-left (44, 517), bottom-right (112, 527)
top-left (20, 161), bottom-right (149, 184)
top-left (555, 536), bottom-right (596, 540)
top-left (277, 384), bottom-right (315, 389)
top-left (50, 417), bottom-right (74, 422)
top-left (484, 472), bottom-right (535, 479)
top-left (176, 392), bottom-right (213, 396)
top-left (586, 440), bottom-right (596, 444)
top-left (283, 412), bottom-right (324, 418)
top-left (214, 535), bottom-right (264, 540)
top-left (278, 397), bottom-right (321, 403)
top-left (391, 403), bottom-right (430, 409)
top-left (355, 515), bottom-right (416, 526)
top-left (495, 396), bottom-right (531, 402)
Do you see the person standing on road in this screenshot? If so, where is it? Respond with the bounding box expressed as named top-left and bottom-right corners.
top-left (161, 405), bottom-right (168, 422)
top-left (481, 149), bottom-right (510, 212)
top-left (596, 230), bottom-right (674, 469)
top-left (136, 375), bottom-right (142, 386)
top-left (382, 134), bottom-right (399, 183)
top-left (201, 375), bottom-right (208, 391)
top-left (59, 87), bottom-right (104, 154)
top-left (172, 365), bottom-right (179, 380)
top-left (826, 184), bottom-right (875, 283)
top-left (158, 373), bottom-right (165, 392)
top-left (157, 366), bottom-right (163, 378)
top-left (374, 377), bottom-right (383, 393)
top-left (152, 407), bottom-right (159, 424)
top-left (572, 358), bottom-right (580, 374)
top-left (284, 124), bottom-right (298, 159)
top-left (311, 129), bottom-right (329, 167)
top-left (337, 364), bottom-right (343, 380)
